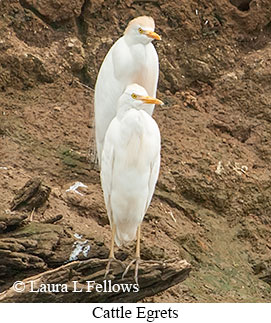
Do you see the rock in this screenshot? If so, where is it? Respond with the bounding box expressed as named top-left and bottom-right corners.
top-left (64, 37), bottom-right (85, 72)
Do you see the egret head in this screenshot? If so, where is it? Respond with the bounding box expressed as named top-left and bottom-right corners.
top-left (119, 83), bottom-right (163, 110)
top-left (124, 16), bottom-right (161, 44)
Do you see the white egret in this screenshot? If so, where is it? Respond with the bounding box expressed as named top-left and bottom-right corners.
top-left (94, 16), bottom-right (161, 165)
top-left (101, 83), bottom-right (163, 284)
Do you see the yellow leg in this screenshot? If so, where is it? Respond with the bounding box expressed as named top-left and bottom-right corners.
top-left (104, 223), bottom-right (124, 278)
top-left (122, 224), bottom-right (141, 285)
top-left (135, 224), bottom-right (141, 258)
top-left (109, 223), bottom-right (116, 258)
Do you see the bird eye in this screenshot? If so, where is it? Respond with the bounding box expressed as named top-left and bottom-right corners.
top-left (138, 27), bottom-right (143, 34)
top-left (131, 93), bottom-right (137, 99)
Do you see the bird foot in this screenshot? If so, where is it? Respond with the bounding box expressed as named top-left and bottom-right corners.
top-left (104, 257), bottom-right (124, 279)
top-left (122, 257), bottom-right (141, 285)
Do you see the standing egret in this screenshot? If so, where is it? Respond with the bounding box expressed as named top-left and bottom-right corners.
top-left (101, 83), bottom-right (163, 284)
top-left (94, 16), bottom-right (161, 165)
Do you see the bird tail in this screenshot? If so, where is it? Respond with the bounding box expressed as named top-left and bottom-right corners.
top-left (114, 222), bottom-right (138, 247)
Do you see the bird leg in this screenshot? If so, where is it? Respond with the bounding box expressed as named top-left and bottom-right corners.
top-left (122, 224), bottom-right (141, 285)
top-left (104, 223), bottom-right (124, 279)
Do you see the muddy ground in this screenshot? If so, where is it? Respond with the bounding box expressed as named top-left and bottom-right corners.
top-left (0, 0), bottom-right (271, 302)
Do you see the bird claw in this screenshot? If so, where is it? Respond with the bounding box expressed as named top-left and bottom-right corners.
top-left (122, 257), bottom-right (141, 285)
top-left (104, 257), bottom-right (124, 279)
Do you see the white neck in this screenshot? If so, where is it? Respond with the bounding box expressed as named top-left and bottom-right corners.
top-left (124, 33), bottom-right (152, 46)
top-left (116, 100), bottom-right (134, 120)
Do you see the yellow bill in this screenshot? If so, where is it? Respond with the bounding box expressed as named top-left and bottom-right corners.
top-left (139, 96), bottom-right (164, 105)
top-left (146, 31), bottom-right (161, 40)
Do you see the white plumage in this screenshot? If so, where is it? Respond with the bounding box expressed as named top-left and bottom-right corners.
top-left (101, 84), bottom-right (163, 282)
top-left (94, 16), bottom-right (161, 165)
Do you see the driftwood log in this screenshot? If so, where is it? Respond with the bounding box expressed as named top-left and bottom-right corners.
top-left (10, 178), bottom-right (51, 212)
top-left (1, 178), bottom-right (192, 302)
top-left (0, 257), bottom-right (191, 302)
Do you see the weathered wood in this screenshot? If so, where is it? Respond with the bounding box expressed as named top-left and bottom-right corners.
top-left (3, 180), bottom-right (192, 302)
top-left (0, 221), bottom-right (109, 291)
top-left (10, 178), bottom-right (51, 211)
top-left (0, 257), bottom-right (191, 302)
top-left (0, 210), bottom-right (28, 233)
top-left (42, 214), bottom-right (63, 224)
